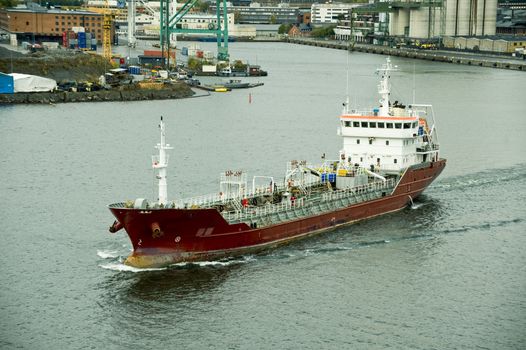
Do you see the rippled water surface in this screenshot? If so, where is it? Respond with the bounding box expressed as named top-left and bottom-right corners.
top-left (1, 42), bottom-right (525, 349)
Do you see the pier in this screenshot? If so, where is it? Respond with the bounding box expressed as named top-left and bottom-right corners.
top-left (288, 38), bottom-right (526, 71)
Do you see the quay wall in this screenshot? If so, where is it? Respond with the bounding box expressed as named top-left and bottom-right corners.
top-left (287, 38), bottom-right (526, 71)
top-left (0, 85), bottom-right (195, 104)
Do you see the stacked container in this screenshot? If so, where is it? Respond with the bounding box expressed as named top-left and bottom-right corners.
top-left (78, 32), bottom-right (87, 49)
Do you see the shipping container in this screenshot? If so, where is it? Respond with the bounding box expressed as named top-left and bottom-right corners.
top-left (128, 66), bottom-right (141, 75)
top-left (0, 72), bottom-right (14, 94)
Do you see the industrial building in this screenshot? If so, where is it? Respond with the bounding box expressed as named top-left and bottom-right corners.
top-left (0, 4), bottom-right (115, 44)
top-left (388, 0), bottom-right (497, 38)
top-left (311, 3), bottom-right (361, 24)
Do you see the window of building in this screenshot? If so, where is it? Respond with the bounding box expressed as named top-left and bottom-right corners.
top-left (353, 121), bottom-right (359, 127)
top-left (62, 16), bottom-right (65, 19)
top-left (369, 122), bottom-right (376, 128)
top-left (56, 21), bottom-right (59, 25)
top-left (55, 16), bottom-right (58, 19)
top-left (344, 121), bottom-right (350, 127)
top-left (403, 123), bottom-right (411, 129)
top-left (62, 22), bottom-right (65, 25)
top-left (394, 159), bottom-right (398, 164)
top-left (395, 123), bottom-right (402, 129)
top-left (386, 140), bottom-right (389, 145)
top-left (386, 123), bottom-right (393, 129)
top-left (378, 122), bottom-right (385, 128)
top-left (356, 139), bottom-right (360, 144)
top-left (26, 21), bottom-right (29, 25)
top-left (361, 122), bottom-right (368, 127)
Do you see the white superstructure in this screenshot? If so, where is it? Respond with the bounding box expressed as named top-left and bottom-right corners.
top-left (338, 58), bottom-right (440, 174)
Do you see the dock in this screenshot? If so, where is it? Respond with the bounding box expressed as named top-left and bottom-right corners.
top-left (288, 38), bottom-right (526, 71)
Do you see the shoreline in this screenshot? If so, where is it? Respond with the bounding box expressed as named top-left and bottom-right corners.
top-left (0, 84), bottom-right (195, 104)
top-left (287, 38), bottom-right (526, 71)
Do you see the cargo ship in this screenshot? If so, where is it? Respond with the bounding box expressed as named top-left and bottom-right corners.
top-left (108, 58), bottom-right (446, 268)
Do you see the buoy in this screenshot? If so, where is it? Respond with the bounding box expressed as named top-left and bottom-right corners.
top-left (215, 87), bottom-right (228, 92)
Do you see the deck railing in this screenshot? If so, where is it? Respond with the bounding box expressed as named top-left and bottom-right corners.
top-left (221, 178), bottom-right (396, 224)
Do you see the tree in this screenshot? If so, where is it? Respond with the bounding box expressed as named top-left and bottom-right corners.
top-left (278, 24), bottom-right (292, 35)
top-left (269, 14), bottom-right (277, 24)
top-left (0, 0), bottom-right (19, 8)
top-left (311, 25), bottom-right (336, 38)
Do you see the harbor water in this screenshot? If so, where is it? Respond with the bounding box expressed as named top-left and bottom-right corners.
top-left (1, 42), bottom-right (525, 349)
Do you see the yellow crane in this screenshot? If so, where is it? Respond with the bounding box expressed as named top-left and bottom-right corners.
top-left (103, 0), bottom-right (112, 60)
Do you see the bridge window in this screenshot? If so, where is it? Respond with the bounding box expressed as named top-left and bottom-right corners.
top-left (369, 122), bottom-right (376, 128)
top-left (357, 139), bottom-right (360, 144)
top-left (394, 159), bottom-right (398, 164)
top-left (412, 122), bottom-right (417, 128)
top-left (344, 121), bottom-right (351, 127)
top-left (386, 123), bottom-right (393, 129)
top-left (386, 140), bottom-right (389, 145)
top-left (395, 123), bottom-right (402, 129)
top-left (403, 123), bottom-right (411, 129)
top-left (361, 122), bottom-right (368, 127)
top-left (353, 121), bottom-right (359, 127)
top-left (378, 122), bottom-right (385, 128)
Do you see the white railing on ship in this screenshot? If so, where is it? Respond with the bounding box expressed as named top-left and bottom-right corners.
top-left (222, 178), bottom-right (396, 222)
top-left (173, 178), bottom-right (322, 208)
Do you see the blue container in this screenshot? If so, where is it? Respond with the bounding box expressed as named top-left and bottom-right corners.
top-left (418, 126), bottom-right (424, 135)
top-left (328, 173), bottom-right (336, 182)
top-left (128, 66), bottom-right (141, 75)
top-left (321, 173), bottom-right (327, 183)
top-left (78, 32), bottom-right (86, 48)
top-left (0, 73), bottom-right (14, 94)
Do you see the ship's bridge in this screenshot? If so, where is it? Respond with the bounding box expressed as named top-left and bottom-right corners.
top-left (337, 107), bottom-right (432, 173)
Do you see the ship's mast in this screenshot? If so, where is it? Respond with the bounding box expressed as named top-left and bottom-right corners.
top-left (153, 117), bottom-right (173, 205)
top-left (377, 57), bottom-right (396, 117)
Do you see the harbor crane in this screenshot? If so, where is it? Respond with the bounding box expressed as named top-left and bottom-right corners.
top-left (159, 0), bottom-right (230, 61)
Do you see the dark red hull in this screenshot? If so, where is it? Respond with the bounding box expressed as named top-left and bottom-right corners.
top-left (109, 160), bottom-right (446, 267)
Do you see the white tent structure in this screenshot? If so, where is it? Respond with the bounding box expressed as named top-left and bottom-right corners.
top-left (9, 73), bottom-right (57, 93)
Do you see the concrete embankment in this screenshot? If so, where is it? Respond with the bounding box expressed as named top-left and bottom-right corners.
top-left (0, 84), bottom-right (194, 104)
top-left (288, 38), bottom-right (526, 71)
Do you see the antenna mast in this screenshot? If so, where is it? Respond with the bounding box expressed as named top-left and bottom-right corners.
top-left (153, 117), bottom-right (173, 205)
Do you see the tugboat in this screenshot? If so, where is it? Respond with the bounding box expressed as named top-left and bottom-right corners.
top-left (108, 58), bottom-right (446, 268)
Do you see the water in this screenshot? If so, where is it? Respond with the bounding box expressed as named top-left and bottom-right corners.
top-left (1, 42), bottom-right (525, 349)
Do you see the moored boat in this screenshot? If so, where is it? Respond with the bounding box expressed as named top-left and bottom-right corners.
top-left (108, 58), bottom-right (446, 268)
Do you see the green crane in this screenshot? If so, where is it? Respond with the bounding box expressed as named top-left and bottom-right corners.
top-left (160, 0), bottom-right (230, 61)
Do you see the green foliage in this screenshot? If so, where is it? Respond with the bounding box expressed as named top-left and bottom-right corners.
top-left (187, 57), bottom-right (202, 71)
top-left (278, 24), bottom-right (292, 35)
top-left (0, 0), bottom-right (19, 8)
top-left (311, 25), bottom-right (336, 38)
top-left (195, 0), bottom-right (209, 13)
top-left (269, 14), bottom-right (277, 24)
top-left (232, 60), bottom-right (246, 71)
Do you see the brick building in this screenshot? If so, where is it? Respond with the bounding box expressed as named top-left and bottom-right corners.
top-left (0, 6), bottom-right (115, 44)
